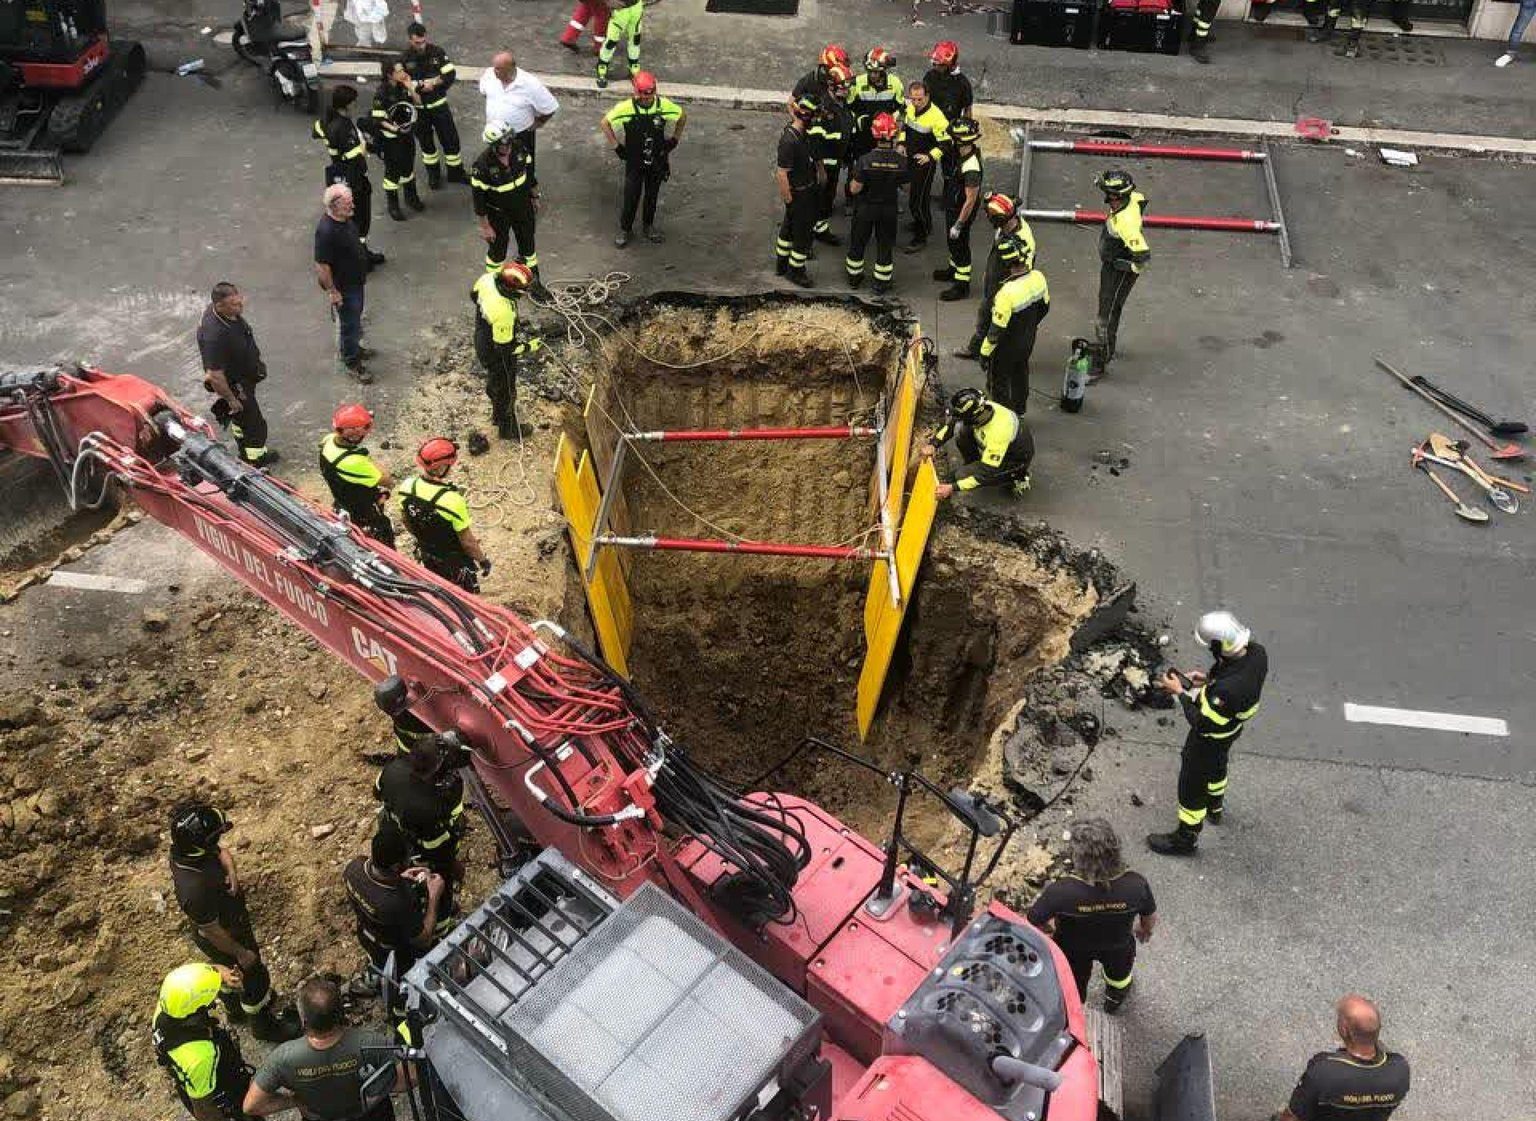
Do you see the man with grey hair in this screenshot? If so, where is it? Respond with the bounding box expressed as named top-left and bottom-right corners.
top-left (314, 184), bottom-right (373, 383)
top-left (1272, 995), bottom-right (1410, 1121)
top-left (1026, 818), bottom-right (1156, 1014)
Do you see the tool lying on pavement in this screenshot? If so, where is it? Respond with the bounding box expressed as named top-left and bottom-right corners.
top-left (1409, 375), bottom-right (1528, 437)
top-left (1415, 461), bottom-right (1490, 524)
top-left (1412, 446), bottom-right (1518, 514)
top-left (1376, 358), bottom-right (1526, 461)
top-left (1425, 432), bottom-right (1530, 493)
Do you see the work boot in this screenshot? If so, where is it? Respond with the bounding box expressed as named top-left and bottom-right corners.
top-left (785, 267), bottom-right (814, 289)
top-left (775, 257), bottom-right (789, 276)
top-left (932, 266), bottom-right (953, 282)
top-left (346, 972), bottom-right (381, 998)
top-left (847, 272), bottom-right (864, 289)
top-left (386, 190), bottom-right (406, 221)
top-left (1103, 985), bottom-right (1131, 1015)
top-left (1189, 37), bottom-right (1212, 63)
top-left (643, 225), bottom-right (664, 243)
top-left (1343, 34), bottom-right (1361, 57)
top-left (952, 345), bottom-right (979, 361)
top-left (1206, 797), bottom-right (1224, 824)
top-left (595, 69), bottom-right (609, 89)
top-left (426, 163), bottom-right (443, 190)
top-left (939, 281), bottom-right (971, 302)
top-left (404, 182), bottom-right (426, 212)
top-left (615, 228), bottom-right (631, 248)
top-left (1392, 13), bottom-right (1413, 30)
top-left (1146, 826), bottom-right (1199, 856)
top-left (249, 1006), bottom-right (303, 1043)
top-left (814, 228), bottom-right (842, 246)
top-left (1251, 0), bottom-right (1272, 20)
top-left (446, 164), bottom-right (468, 184)
top-left (903, 236), bottom-right (927, 254)
top-left (497, 417), bottom-right (535, 440)
top-left (247, 450), bottom-right (282, 469)
top-left (1306, 18), bottom-right (1335, 41)
top-left (365, 247), bottom-right (387, 268)
top-left (870, 279), bottom-right (891, 295)
top-left (344, 360), bottom-right (373, 385)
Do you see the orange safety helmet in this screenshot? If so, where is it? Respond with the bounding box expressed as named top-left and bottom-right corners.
top-left (332, 403), bottom-right (374, 434)
top-left (632, 70), bottom-right (657, 96)
top-left (819, 43), bottom-right (850, 70)
top-left (930, 40), bottom-right (959, 67)
top-left (825, 61), bottom-right (854, 92)
top-left (984, 191), bottom-right (1018, 225)
top-left (416, 437), bottom-right (459, 472)
top-left (864, 46), bottom-right (892, 72)
top-left (496, 261), bottom-right (534, 293)
top-left (870, 112), bottom-right (899, 141)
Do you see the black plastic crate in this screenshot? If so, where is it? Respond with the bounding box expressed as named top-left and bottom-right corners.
top-left (1098, 4), bottom-right (1183, 54)
top-left (1011, 0), bottom-right (1096, 48)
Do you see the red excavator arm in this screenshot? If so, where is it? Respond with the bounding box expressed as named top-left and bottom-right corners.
top-left (0, 366), bottom-right (1106, 1121)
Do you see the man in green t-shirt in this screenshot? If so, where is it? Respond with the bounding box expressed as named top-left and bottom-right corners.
top-left (244, 977), bottom-right (404, 1121)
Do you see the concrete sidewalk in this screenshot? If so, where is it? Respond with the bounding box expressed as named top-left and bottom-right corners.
top-left (108, 0), bottom-right (1536, 143)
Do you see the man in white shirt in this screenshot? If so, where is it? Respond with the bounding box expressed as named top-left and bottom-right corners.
top-left (478, 52), bottom-right (559, 186)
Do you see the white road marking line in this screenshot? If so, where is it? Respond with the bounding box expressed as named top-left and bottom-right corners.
top-left (46, 570), bottom-right (150, 595)
top-left (1344, 703), bottom-right (1508, 737)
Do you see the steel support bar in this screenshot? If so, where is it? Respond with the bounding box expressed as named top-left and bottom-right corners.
top-left (597, 534), bottom-right (882, 561)
top-left (628, 425), bottom-right (878, 442)
top-left (1016, 123), bottom-right (1032, 210)
top-left (1261, 141), bottom-right (1294, 270)
top-left (871, 395), bottom-right (901, 610)
top-left (584, 436), bottom-right (629, 582)
top-left (1028, 139), bottom-right (1266, 163)
top-left (1022, 208), bottom-right (1279, 234)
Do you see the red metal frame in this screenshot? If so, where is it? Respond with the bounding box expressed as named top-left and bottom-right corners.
top-left (1029, 138), bottom-right (1266, 163)
top-left (1023, 207), bottom-right (1280, 234)
top-left (631, 425), bottom-right (879, 442)
top-left (0, 368), bottom-right (1101, 1121)
top-left (596, 533), bottom-right (880, 560)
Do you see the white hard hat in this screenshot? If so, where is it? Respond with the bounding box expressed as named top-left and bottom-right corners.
top-left (1195, 610), bottom-right (1250, 655)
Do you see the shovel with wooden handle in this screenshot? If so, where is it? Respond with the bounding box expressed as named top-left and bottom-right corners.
top-left (1413, 446), bottom-right (1518, 514)
top-left (1376, 358), bottom-right (1526, 461)
top-left (1415, 461), bottom-right (1490, 523)
top-left (1426, 434), bottom-right (1533, 494)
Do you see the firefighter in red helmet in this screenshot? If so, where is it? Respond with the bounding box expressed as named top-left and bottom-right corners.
top-left (844, 111), bottom-right (907, 294)
top-left (396, 438), bottom-right (491, 591)
top-left (792, 43), bottom-right (850, 102)
top-left (601, 70), bottom-right (687, 247)
top-left (471, 261), bottom-right (544, 440)
top-left (320, 404), bottom-right (397, 546)
top-left (922, 41), bottom-right (973, 123)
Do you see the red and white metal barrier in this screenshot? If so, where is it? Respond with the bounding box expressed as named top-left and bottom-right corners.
top-left (596, 535), bottom-right (882, 562)
top-left (630, 425), bottom-right (878, 443)
top-left (1028, 139), bottom-right (1267, 164)
top-left (1023, 208), bottom-right (1281, 234)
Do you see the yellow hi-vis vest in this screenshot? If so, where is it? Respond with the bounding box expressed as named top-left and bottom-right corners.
top-left (472, 273), bottom-right (519, 344)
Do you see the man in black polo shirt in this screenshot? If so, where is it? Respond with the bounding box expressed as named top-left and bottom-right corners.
top-left (375, 733), bottom-right (468, 929)
top-left (1026, 817), bottom-right (1156, 1014)
top-left (314, 183), bottom-right (373, 384)
top-left (196, 282), bottom-right (277, 467)
top-left (774, 92), bottom-right (822, 288)
top-left (342, 829), bottom-right (444, 991)
top-left (1273, 995), bottom-right (1410, 1121)
top-left (168, 802), bottom-right (301, 1042)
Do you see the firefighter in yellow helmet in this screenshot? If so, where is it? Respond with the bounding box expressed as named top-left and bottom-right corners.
top-left (152, 962), bottom-right (254, 1121)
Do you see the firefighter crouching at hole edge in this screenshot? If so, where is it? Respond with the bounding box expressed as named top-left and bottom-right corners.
top-left (320, 404), bottom-right (396, 546)
top-left (955, 193), bottom-right (1035, 361)
top-left (775, 92), bottom-right (823, 288)
top-left (472, 261), bottom-right (544, 441)
top-left (370, 61), bottom-right (426, 222)
top-left (472, 122), bottom-right (543, 291)
top-left (1272, 995), bottom-right (1411, 1121)
top-left (921, 387), bottom-right (1034, 500)
top-left (343, 829), bottom-right (445, 998)
top-left (1147, 611), bottom-right (1269, 856)
top-left (1093, 168), bottom-right (1151, 379)
top-left (844, 111), bottom-right (906, 294)
top-left (375, 730), bottom-right (471, 930)
top-left (397, 438), bottom-right (491, 592)
top-left (979, 233), bottom-right (1050, 413)
top-left (808, 61), bottom-right (855, 247)
top-left (401, 21), bottom-right (465, 188)
top-left (168, 804), bottom-right (301, 1043)
top-left (1025, 818), bottom-right (1156, 1015)
top-left (934, 117), bottom-right (983, 301)
top-left (153, 962), bottom-right (255, 1121)
top-left (846, 47), bottom-right (904, 214)
top-left (601, 70), bottom-right (687, 248)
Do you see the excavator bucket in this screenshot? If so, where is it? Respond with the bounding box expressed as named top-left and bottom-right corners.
top-left (1153, 1032), bottom-right (1217, 1121)
top-left (0, 145), bottom-right (65, 185)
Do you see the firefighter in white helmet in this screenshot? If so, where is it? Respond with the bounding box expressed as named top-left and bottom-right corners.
top-left (1147, 611), bottom-right (1269, 856)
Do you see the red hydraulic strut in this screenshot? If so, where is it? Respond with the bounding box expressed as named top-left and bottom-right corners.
top-left (597, 534), bottom-right (881, 561)
top-left (1027, 139), bottom-right (1267, 163)
top-left (630, 425), bottom-right (878, 442)
top-left (1022, 208), bottom-right (1280, 234)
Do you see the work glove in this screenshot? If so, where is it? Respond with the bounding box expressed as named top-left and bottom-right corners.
top-left (664, 137), bottom-right (678, 151)
top-left (614, 145), bottom-right (627, 160)
top-left (948, 223), bottom-right (963, 241)
top-left (523, 337), bottom-right (544, 354)
top-left (478, 558), bottom-right (493, 575)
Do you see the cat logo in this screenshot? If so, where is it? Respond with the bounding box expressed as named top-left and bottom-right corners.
top-left (351, 627), bottom-right (399, 677)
